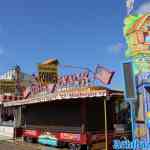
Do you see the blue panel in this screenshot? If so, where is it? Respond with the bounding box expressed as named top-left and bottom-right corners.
top-left (144, 84), bottom-right (150, 88)
top-left (38, 138), bottom-right (58, 146)
top-left (145, 36), bottom-right (150, 43)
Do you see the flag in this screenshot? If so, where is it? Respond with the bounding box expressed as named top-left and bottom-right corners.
top-left (23, 87), bottom-right (31, 98)
top-left (94, 65), bottom-right (115, 85)
top-left (126, 0), bottom-right (134, 15)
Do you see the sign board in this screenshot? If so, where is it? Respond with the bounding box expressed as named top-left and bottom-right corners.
top-left (57, 71), bottom-right (90, 90)
top-left (122, 62), bottom-right (137, 101)
top-left (0, 80), bottom-right (16, 94)
top-left (3, 87), bottom-right (107, 106)
top-left (31, 83), bottom-right (55, 96)
top-left (60, 133), bottom-right (80, 141)
top-left (0, 126), bottom-right (14, 138)
top-left (38, 64), bottom-right (58, 85)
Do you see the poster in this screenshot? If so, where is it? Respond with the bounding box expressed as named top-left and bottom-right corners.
top-left (0, 80), bottom-right (16, 94)
top-left (38, 63), bottom-right (58, 85)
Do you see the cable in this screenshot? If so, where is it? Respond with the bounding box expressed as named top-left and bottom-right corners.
top-left (58, 64), bottom-right (93, 72)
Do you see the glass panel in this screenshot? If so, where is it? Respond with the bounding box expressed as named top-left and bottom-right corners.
top-left (145, 35), bottom-right (150, 43)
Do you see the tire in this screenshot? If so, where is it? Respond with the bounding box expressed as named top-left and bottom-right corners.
top-left (57, 141), bottom-right (65, 148)
top-left (69, 144), bottom-right (82, 150)
top-left (81, 145), bottom-right (90, 150)
top-left (23, 136), bottom-right (27, 142)
top-left (24, 136), bottom-right (33, 143)
top-left (76, 144), bottom-right (81, 150)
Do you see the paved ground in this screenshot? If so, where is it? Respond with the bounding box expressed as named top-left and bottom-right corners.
top-left (0, 139), bottom-right (68, 150)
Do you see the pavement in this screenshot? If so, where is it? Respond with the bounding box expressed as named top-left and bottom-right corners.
top-left (0, 136), bottom-right (68, 150)
top-left (0, 135), bottom-right (12, 141)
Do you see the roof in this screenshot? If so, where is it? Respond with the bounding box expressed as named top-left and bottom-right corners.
top-left (3, 86), bottom-right (123, 107)
top-left (41, 59), bottom-right (59, 65)
top-left (124, 14), bottom-right (150, 35)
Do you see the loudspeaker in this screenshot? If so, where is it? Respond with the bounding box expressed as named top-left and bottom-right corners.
top-left (123, 62), bottom-right (137, 101)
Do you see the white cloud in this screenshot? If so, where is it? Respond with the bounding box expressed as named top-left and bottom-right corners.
top-left (108, 42), bottom-right (125, 54)
top-left (136, 2), bottom-right (150, 14)
top-left (0, 48), bottom-right (4, 55)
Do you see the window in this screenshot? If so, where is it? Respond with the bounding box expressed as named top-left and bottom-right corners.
top-left (144, 32), bottom-right (150, 44)
top-left (145, 35), bottom-right (150, 43)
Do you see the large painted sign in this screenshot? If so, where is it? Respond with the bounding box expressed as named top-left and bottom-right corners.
top-left (0, 80), bottom-right (16, 94)
top-left (38, 63), bottom-right (58, 85)
top-left (57, 71), bottom-right (89, 90)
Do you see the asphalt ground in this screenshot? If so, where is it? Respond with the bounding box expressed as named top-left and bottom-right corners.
top-left (0, 138), bottom-right (68, 150)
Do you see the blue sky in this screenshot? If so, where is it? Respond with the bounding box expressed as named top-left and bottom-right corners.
top-left (0, 0), bottom-right (147, 90)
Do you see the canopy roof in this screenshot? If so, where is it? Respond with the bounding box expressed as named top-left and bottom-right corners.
top-left (3, 86), bottom-right (123, 107)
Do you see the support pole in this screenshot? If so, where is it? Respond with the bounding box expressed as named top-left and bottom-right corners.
top-left (104, 99), bottom-right (108, 150)
top-left (129, 101), bottom-right (135, 140)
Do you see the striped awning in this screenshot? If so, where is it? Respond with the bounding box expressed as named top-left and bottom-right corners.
top-left (3, 87), bottom-right (107, 107)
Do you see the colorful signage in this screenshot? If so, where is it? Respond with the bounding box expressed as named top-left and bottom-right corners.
top-left (123, 13), bottom-right (150, 142)
top-left (3, 87), bottom-right (107, 106)
top-left (55, 87), bottom-right (106, 99)
top-left (60, 133), bottom-right (80, 141)
top-left (124, 14), bottom-right (150, 58)
top-left (57, 71), bottom-right (90, 89)
top-left (0, 80), bottom-right (16, 94)
top-left (146, 112), bottom-right (150, 129)
top-left (113, 139), bottom-right (150, 149)
top-left (31, 83), bottom-right (55, 95)
top-left (38, 63), bottom-right (58, 85)
top-left (23, 83), bottom-right (55, 98)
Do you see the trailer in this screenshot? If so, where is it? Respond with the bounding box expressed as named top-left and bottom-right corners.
top-left (3, 86), bottom-right (131, 150)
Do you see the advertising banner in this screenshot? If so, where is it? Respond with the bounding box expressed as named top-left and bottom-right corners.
top-left (38, 63), bottom-right (58, 85)
top-left (60, 133), bottom-right (80, 141)
top-left (0, 80), bottom-right (16, 94)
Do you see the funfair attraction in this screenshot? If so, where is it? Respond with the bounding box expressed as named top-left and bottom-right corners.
top-left (124, 12), bottom-right (150, 146)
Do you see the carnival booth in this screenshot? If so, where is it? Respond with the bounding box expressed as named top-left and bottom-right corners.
top-left (0, 65), bottom-right (31, 138)
top-left (4, 86), bottom-right (130, 149)
top-left (1, 59), bottom-right (131, 149)
top-left (123, 13), bottom-right (150, 143)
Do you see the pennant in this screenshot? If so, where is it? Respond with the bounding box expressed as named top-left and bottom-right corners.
top-left (94, 65), bottom-right (115, 85)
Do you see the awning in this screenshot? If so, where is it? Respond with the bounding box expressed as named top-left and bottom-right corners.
top-left (3, 87), bottom-right (107, 107)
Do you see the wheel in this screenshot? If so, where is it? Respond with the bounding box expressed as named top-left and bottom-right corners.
top-left (24, 136), bottom-right (33, 143)
top-left (69, 144), bottom-right (82, 150)
top-left (76, 144), bottom-right (81, 150)
top-left (23, 136), bottom-right (27, 142)
top-left (86, 145), bottom-right (91, 150)
top-left (81, 145), bottom-right (90, 150)
top-left (57, 141), bottom-right (67, 148)
top-left (68, 143), bottom-right (74, 150)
